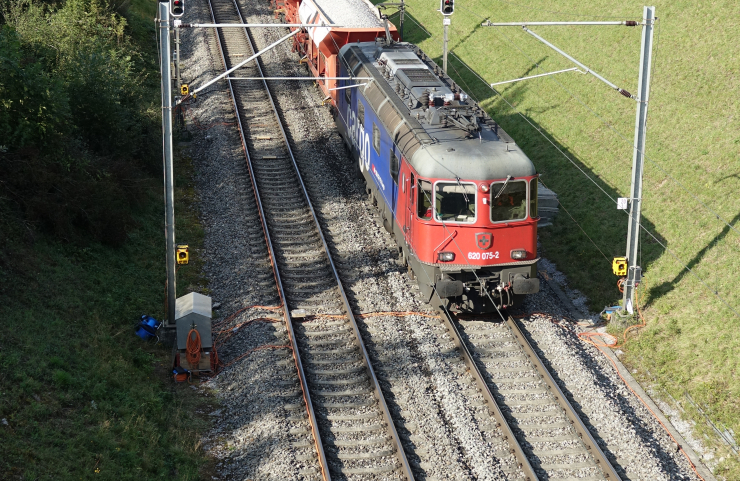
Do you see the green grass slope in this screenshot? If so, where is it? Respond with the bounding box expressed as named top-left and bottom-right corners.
top-left (0, 148), bottom-right (210, 480)
top-left (384, 0), bottom-right (739, 476)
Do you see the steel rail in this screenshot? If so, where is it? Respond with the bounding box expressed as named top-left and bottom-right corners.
top-left (438, 309), bottom-right (538, 481)
top-left (204, 0), bottom-right (330, 478)
top-left (212, 0), bottom-right (414, 478)
top-left (505, 316), bottom-right (622, 480)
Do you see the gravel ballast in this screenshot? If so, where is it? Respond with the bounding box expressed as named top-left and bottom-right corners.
top-left (177, 0), bottom-right (706, 478)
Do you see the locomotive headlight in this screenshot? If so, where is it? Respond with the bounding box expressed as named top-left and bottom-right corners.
top-left (480, 183), bottom-right (489, 193)
top-left (510, 249), bottom-right (527, 260)
top-left (438, 252), bottom-right (455, 262)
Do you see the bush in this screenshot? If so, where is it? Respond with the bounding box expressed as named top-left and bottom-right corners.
top-left (0, 0), bottom-right (159, 245)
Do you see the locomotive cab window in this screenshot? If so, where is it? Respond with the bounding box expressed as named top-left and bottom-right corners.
top-left (345, 82), bottom-right (352, 105)
top-left (373, 123), bottom-right (381, 154)
top-left (434, 183), bottom-right (476, 223)
top-left (490, 180), bottom-right (527, 222)
top-left (417, 179), bottom-right (432, 219)
top-left (529, 178), bottom-right (538, 218)
top-left (390, 151), bottom-right (399, 183)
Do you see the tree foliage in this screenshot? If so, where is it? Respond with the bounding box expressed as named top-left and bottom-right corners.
top-left (0, 0), bottom-right (159, 245)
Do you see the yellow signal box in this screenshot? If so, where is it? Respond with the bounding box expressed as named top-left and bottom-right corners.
top-left (612, 257), bottom-right (627, 276)
top-left (180, 84), bottom-right (189, 96)
top-left (177, 244), bottom-right (189, 265)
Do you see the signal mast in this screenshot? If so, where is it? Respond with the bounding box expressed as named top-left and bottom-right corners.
top-left (440, 0), bottom-right (453, 72)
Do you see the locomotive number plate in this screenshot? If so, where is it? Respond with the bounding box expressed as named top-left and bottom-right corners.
top-left (468, 251), bottom-right (499, 260)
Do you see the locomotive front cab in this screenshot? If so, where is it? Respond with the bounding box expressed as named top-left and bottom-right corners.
top-left (407, 172), bottom-right (540, 312)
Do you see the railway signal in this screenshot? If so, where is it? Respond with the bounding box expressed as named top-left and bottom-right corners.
top-left (441, 0), bottom-right (453, 15)
top-left (171, 0), bottom-right (184, 17)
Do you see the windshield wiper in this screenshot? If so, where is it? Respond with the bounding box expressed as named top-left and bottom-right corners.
top-left (493, 175), bottom-right (512, 200)
top-left (455, 176), bottom-right (470, 204)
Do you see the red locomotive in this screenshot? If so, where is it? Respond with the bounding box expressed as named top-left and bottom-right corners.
top-left (277, 0), bottom-right (540, 312)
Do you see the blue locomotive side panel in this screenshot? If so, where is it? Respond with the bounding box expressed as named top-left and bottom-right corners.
top-left (336, 64), bottom-right (400, 219)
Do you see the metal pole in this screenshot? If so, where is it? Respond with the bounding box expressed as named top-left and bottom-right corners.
top-left (399, 0), bottom-right (404, 41)
top-left (522, 27), bottom-right (635, 98)
top-left (175, 27), bottom-right (181, 89)
top-left (623, 6), bottom-right (655, 314)
top-left (186, 29), bottom-right (299, 100)
top-left (482, 20), bottom-right (639, 26)
top-left (159, 2), bottom-right (177, 326)
top-left (442, 16), bottom-right (450, 73)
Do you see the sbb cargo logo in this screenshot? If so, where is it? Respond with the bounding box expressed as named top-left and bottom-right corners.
top-left (347, 105), bottom-right (371, 173)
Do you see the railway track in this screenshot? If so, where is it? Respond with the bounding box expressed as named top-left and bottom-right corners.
top-left (205, 0), bottom-right (623, 478)
top-left (442, 308), bottom-right (623, 481)
top-left (205, 0), bottom-right (413, 478)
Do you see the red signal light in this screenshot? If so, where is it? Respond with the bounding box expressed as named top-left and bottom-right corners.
top-left (170, 0), bottom-right (184, 16)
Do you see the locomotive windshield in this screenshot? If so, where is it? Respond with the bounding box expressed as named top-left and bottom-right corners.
top-left (491, 180), bottom-right (527, 222)
top-left (435, 182), bottom-right (476, 223)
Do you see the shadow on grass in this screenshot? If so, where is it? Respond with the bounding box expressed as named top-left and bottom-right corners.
top-left (651, 211), bottom-right (740, 300)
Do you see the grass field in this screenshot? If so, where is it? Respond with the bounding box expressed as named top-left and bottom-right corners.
top-left (382, 0), bottom-right (739, 476)
top-left (0, 150), bottom-right (211, 480)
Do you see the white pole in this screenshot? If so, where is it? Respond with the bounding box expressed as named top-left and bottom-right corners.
top-left (175, 27), bottom-right (181, 91)
top-left (490, 67), bottom-right (581, 87)
top-left (159, 2), bottom-right (177, 326)
top-left (443, 16), bottom-right (450, 73)
top-left (522, 27), bottom-right (635, 98)
top-left (482, 20), bottom-right (639, 26)
top-left (623, 6), bottom-right (655, 314)
top-left (186, 29), bottom-right (299, 100)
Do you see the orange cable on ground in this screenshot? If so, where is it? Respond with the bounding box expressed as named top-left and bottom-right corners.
top-left (186, 329), bottom-right (202, 367)
top-left (220, 344), bottom-right (291, 369)
top-left (208, 315), bottom-right (285, 375)
top-left (572, 289), bottom-right (706, 480)
top-left (298, 311), bottom-right (439, 322)
top-left (578, 281), bottom-right (648, 349)
top-left (212, 304), bottom-right (283, 329)
top-left (590, 339), bottom-right (706, 478)
top-left (356, 311), bottom-right (439, 319)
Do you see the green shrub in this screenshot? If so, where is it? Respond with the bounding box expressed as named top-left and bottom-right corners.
top-left (0, 0), bottom-right (159, 244)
